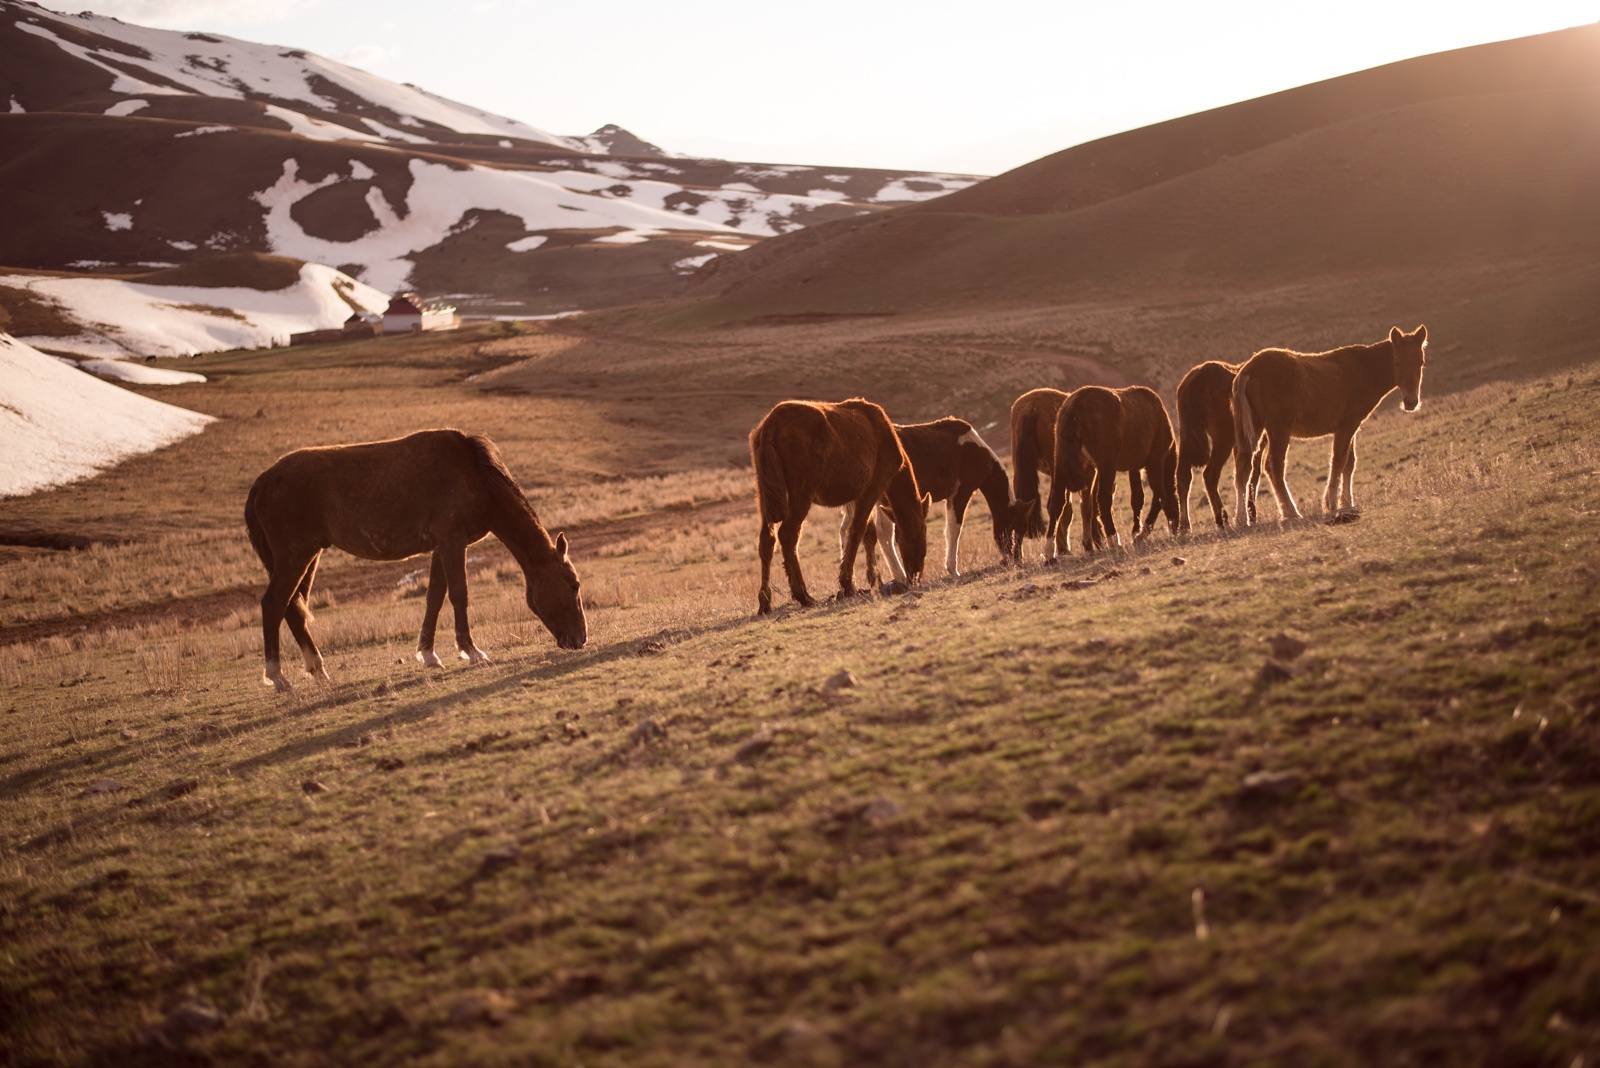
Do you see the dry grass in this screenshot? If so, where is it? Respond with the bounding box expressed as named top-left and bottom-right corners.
top-left (1, 323), bottom-right (1597, 1067)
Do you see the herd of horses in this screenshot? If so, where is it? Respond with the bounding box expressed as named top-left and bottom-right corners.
top-left (246, 326), bottom-right (1427, 690)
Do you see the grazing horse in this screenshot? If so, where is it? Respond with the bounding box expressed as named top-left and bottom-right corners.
top-left (1010, 387), bottom-right (1069, 557)
top-left (245, 429), bottom-right (586, 693)
top-left (1175, 360), bottom-right (1260, 532)
top-left (851, 417), bottom-right (1027, 581)
top-left (1232, 325), bottom-right (1429, 524)
top-left (1045, 385), bottom-right (1178, 555)
top-left (750, 398), bottom-right (929, 614)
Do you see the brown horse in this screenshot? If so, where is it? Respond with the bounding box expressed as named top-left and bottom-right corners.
top-left (245, 429), bottom-right (586, 692)
top-left (1232, 326), bottom-right (1429, 524)
top-left (852, 417), bottom-right (1027, 581)
top-left (1175, 360), bottom-right (1260, 532)
top-left (750, 398), bottom-right (929, 614)
top-left (1046, 385), bottom-right (1178, 555)
top-left (1010, 387), bottom-right (1068, 556)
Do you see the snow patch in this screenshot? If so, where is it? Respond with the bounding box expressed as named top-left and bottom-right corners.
top-left (0, 333), bottom-right (214, 498)
top-left (349, 160), bottom-right (375, 180)
top-left (76, 359), bottom-right (209, 385)
top-left (175, 125), bottom-right (232, 137)
top-left (673, 253), bottom-right (717, 272)
top-left (105, 99), bottom-right (148, 116)
top-left (103, 212), bottom-right (133, 231)
top-left (506, 235), bottom-right (548, 252)
top-left (694, 240), bottom-right (753, 251)
top-left (0, 264), bottom-right (389, 358)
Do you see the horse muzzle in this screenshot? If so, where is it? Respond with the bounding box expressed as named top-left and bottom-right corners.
top-left (1401, 397), bottom-right (1420, 412)
top-left (557, 630), bottom-right (587, 650)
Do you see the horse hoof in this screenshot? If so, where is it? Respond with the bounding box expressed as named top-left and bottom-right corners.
top-left (265, 675), bottom-right (292, 694)
top-left (416, 649), bottom-right (444, 668)
top-left (878, 579), bottom-right (909, 597)
top-left (460, 647), bottom-right (492, 664)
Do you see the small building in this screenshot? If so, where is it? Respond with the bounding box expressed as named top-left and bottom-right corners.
top-left (382, 294), bottom-right (459, 335)
top-left (288, 311), bottom-right (382, 347)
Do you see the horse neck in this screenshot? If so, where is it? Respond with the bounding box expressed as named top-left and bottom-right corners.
top-left (976, 458), bottom-right (1013, 515)
top-left (1344, 342), bottom-right (1398, 406)
top-left (884, 464), bottom-right (923, 523)
top-left (490, 493), bottom-right (557, 571)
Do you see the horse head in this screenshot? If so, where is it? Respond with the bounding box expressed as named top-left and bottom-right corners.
top-left (1390, 325), bottom-right (1428, 412)
top-left (1001, 497), bottom-right (1037, 558)
top-left (892, 493), bottom-right (931, 583)
top-left (526, 532), bottom-right (587, 649)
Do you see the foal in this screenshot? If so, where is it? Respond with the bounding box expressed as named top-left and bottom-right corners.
top-left (750, 398), bottom-right (929, 614)
top-left (1232, 326), bottom-right (1429, 524)
top-left (1045, 386), bottom-right (1178, 556)
top-left (245, 429), bottom-right (586, 693)
top-left (1175, 360), bottom-right (1260, 532)
top-left (852, 417), bottom-right (1025, 581)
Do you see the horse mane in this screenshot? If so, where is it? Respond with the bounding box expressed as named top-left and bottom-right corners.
top-left (463, 433), bottom-right (552, 547)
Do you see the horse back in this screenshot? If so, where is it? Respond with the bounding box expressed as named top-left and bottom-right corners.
top-left (751, 398), bottom-right (903, 512)
top-left (1241, 348), bottom-right (1360, 439)
top-left (251, 430), bottom-right (496, 559)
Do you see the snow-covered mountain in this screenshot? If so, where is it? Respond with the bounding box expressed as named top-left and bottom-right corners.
top-left (0, 0), bottom-right (983, 315)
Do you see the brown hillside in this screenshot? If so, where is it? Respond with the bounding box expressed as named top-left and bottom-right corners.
top-left (648, 25), bottom-right (1600, 397)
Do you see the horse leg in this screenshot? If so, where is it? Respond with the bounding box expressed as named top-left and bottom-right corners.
top-left (1341, 435), bottom-right (1359, 511)
top-left (416, 552), bottom-right (449, 666)
top-left (1324, 431), bottom-right (1354, 515)
top-left (838, 504), bottom-right (857, 585)
top-left (944, 493), bottom-right (970, 576)
top-left (1248, 442), bottom-right (1264, 525)
top-left (440, 542), bottom-right (489, 663)
top-left (1098, 470), bottom-right (1121, 549)
top-left (1204, 446), bottom-right (1230, 529)
top-left (1127, 470), bottom-right (1146, 540)
top-left (1265, 433), bottom-right (1301, 521)
top-left (1233, 432), bottom-right (1259, 527)
top-left (1043, 476), bottom-right (1068, 563)
top-left (778, 516), bottom-right (814, 608)
top-left (283, 551), bottom-right (328, 681)
top-left (860, 507), bottom-right (880, 588)
top-left (874, 507), bottom-right (906, 585)
top-left (1177, 458), bottom-right (1194, 535)
top-left (260, 550), bottom-right (317, 693)
top-left (837, 495), bottom-right (877, 597)
top-left (757, 522), bottom-right (777, 615)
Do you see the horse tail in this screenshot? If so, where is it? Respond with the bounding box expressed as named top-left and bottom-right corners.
top-left (752, 435), bottom-right (788, 523)
top-left (244, 479), bottom-right (272, 574)
top-left (1011, 416), bottom-right (1048, 538)
top-left (1176, 375), bottom-right (1210, 468)
top-left (1231, 369), bottom-right (1258, 462)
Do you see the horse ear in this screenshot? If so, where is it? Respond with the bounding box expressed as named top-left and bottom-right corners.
top-left (921, 493), bottom-right (932, 519)
top-left (1389, 326), bottom-right (1403, 345)
top-left (555, 532), bottom-right (569, 559)
top-left (1415, 325), bottom-right (1427, 343)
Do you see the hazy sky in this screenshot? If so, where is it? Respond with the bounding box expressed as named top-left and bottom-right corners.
top-left (47, 1), bottom-right (1600, 174)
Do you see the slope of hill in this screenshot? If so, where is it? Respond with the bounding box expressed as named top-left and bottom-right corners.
top-left (0, 0), bottom-right (981, 313)
top-left (0, 254), bottom-right (388, 357)
top-left (646, 24), bottom-right (1600, 393)
top-left (0, 332), bottom-right (214, 497)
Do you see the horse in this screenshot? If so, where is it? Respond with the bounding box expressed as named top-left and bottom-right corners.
top-left (1174, 360), bottom-right (1260, 532)
top-left (1232, 326), bottom-right (1429, 524)
top-left (848, 416), bottom-right (1027, 582)
top-left (750, 398), bottom-right (929, 614)
top-left (245, 429), bottom-right (586, 693)
top-left (1045, 385), bottom-right (1178, 556)
top-left (1009, 387), bottom-right (1069, 557)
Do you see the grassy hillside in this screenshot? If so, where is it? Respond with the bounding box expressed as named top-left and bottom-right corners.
top-left (2, 323), bottom-right (1597, 1064)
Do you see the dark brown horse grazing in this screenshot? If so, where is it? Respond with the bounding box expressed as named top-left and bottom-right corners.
top-left (1010, 387), bottom-right (1069, 556)
top-left (1232, 326), bottom-right (1429, 524)
top-left (750, 399), bottom-right (929, 614)
top-left (1175, 360), bottom-right (1260, 532)
top-left (1046, 385), bottom-right (1178, 555)
top-left (245, 429), bottom-right (586, 692)
top-left (852, 417), bottom-right (1027, 581)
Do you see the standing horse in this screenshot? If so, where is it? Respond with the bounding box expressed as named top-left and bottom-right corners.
top-left (1175, 360), bottom-right (1260, 532)
top-left (851, 417), bottom-right (1027, 581)
top-left (750, 399), bottom-right (929, 615)
top-left (1045, 385), bottom-right (1178, 556)
top-left (1232, 326), bottom-right (1428, 524)
top-left (245, 429), bottom-right (586, 693)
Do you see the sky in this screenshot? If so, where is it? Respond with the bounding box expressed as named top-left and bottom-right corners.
top-left (43, 0), bottom-right (1600, 175)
